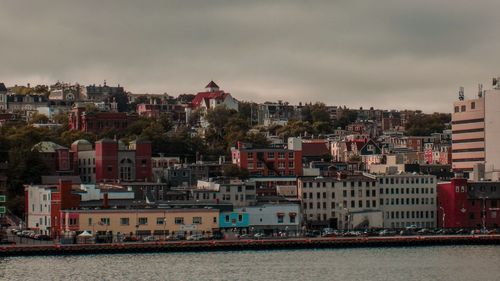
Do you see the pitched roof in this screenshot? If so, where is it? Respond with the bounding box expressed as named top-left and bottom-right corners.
top-left (0, 83), bottom-right (7, 92)
top-left (32, 141), bottom-right (68, 153)
top-left (191, 91), bottom-right (229, 108)
top-left (205, 80), bottom-right (219, 89)
top-left (302, 142), bottom-right (330, 157)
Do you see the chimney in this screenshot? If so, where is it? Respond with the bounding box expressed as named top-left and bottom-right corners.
top-left (103, 192), bottom-right (109, 209)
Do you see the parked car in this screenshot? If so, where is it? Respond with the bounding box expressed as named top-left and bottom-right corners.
top-left (123, 236), bottom-right (139, 242)
top-left (305, 230), bottom-right (321, 237)
top-left (209, 232), bottom-right (224, 240)
top-left (417, 228), bottom-right (434, 235)
top-left (379, 230), bottom-right (397, 236)
top-left (142, 236), bottom-right (159, 242)
top-left (36, 234), bottom-right (51, 241)
top-left (253, 233), bottom-right (265, 239)
top-left (0, 240), bottom-right (16, 245)
top-left (454, 229), bottom-right (468, 235)
top-left (187, 234), bottom-right (204, 241)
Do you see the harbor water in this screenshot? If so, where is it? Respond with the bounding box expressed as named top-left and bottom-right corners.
top-left (0, 245), bottom-right (499, 280)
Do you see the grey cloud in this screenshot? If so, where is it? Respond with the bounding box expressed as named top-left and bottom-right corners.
top-left (1, 0), bottom-right (500, 112)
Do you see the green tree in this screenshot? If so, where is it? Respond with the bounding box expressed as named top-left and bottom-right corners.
top-left (405, 113), bottom-right (451, 136)
top-left (222, 164), bottom-right (249, 179)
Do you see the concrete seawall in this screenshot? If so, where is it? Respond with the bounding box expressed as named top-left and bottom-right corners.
top-left (1, 235), bottom-right (499, 257)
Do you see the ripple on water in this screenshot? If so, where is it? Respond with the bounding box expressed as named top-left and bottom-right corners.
top-left (0, 246), bottom-right (499, 281)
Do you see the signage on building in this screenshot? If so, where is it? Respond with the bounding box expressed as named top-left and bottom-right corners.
top-left (180, 224), bottom-right (197, 231)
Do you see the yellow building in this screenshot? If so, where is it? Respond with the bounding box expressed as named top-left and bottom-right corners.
top-left (60, 208), bottom-right (219, 236)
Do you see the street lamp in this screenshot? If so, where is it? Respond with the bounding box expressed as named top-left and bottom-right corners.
top-left (343, 208), bottom-right (350, 231)
top-left (439, 206), bottom-right (445, 228)
top-left (480, 196), bottom-right (488, 232)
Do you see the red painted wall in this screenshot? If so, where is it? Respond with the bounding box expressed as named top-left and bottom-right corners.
top-left (95, 140), bottom-right (118, 182)
top-left (134, 141), bottom-right (152, 181)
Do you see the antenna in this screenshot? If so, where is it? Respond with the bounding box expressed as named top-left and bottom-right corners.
top-left (494, 77), bottom-right (500, 89)
top-left (478, 83), bottom-right (483, 98)
top-left (458, 86), bottom-right (464, 101)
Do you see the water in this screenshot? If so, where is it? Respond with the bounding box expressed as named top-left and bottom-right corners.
top-left (0, 246), bottom-right (499, 281)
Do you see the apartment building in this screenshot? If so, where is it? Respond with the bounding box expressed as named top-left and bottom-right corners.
top-left (452, 92), bottom-right (485, 177)
top-left (377, 174), bottom-right (437, 229)
top-left (297, 174), bottom-right (381, 230)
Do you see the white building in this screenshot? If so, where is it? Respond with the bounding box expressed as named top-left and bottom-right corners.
top-left (192, 179), bottom-right (257, 208)
top-left (297, 175), bottom-right (382, 230)
top-left (25, 185), bottom-right (52, 234)
top-left (484, 80), bottom-right (500, 180)
top-left (376, 173), bottom-right (437, 229)
top-left (240, 203), bottom-right (301, 233)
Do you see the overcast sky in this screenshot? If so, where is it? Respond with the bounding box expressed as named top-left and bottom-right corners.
top-left (1, 0), bottom-right (500, 112)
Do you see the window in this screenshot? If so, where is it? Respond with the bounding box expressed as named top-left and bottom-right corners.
top-left (100, 218), bottom-right (110, 226)
top-left (290, 216), bottom-right (296, 223)
top-left (192, 217), bottom-right (202, 224)
top-left (88, 218), bottom-right (92, 226)
top-left (278, 152), bottom-right (285, 159)
top-left (471, 102), bottom-right (475, 109)
top-left (277, 215), bottom-right (284, 223)
top-left (138, 217), bottom-right (148, 225)
top-left (175, 217), bottom-right (184, 224)
top-left (238, 214), bottom-right (243, 222)
top-left (288, 152), bottom-right (294, 159)
top-left (454, 106), bottom-right (459, 113)
top-left (156, 217), bottom-right (165, 225)
top-left (120, 218), bottom-right (130, 225)
top-left (267, 152), bottom-right (275, 159)
top-left (288, 161), bottom-right (294, 168)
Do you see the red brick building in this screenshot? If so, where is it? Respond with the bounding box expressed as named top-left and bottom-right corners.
top-left (32, 141), bottom-right (73, 176)
top-left (231, 142), bottom-right (302, 178)
top-left (69, 106), bottom-right (137, 134)
top-left (437, 177), bottom-right (500, 229)
top-left (72, 138), bottom-right (153, 183)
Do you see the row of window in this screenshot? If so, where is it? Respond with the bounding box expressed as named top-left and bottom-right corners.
top-left (247, 152), bottom-right (294, 160)
top-left (380, 197), bottom-right (434, 206)
top-left (303, 200), bottom-right (378, 210)
top-left (379, 177), bottom-right (434, 185)
top-left (249, 161), bottom-right (295, 169)
top-left (391, 221), bottom-right (434, 228)
top-left (454, 102), bottom-right (475, 113)
top-left (386, 210), bottom-right (435, 220)
top-left (79, 158), bottom-right (96, 166)
top-left (380, 187), bottom-right (434, 195)
top-left (249, 170), bottom-right (295, 176)
top-left (302, 181), bottom-right (376, 188)
top-left (83, 216), bottom-right (214, 226)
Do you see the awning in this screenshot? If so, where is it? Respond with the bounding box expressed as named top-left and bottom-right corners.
top-left (276, 212), bottom-right (285, 216)
top-left (289, 212), bottom-right (297, 217)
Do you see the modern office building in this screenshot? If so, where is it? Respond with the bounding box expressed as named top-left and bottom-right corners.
top-left (377, 174), bottom-right (437, 229)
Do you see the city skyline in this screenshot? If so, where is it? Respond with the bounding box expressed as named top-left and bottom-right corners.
top-left (1, 1), bottom-right (500, 112)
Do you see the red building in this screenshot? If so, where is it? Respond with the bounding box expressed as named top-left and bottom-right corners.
top-left (69, 106), bottom-right (137, 134)
top-left (437, 177), bottom-right (500, 229)
top-left (231, 142), bottom-right (302, 177)
top-left (32, 141), bottom-right (73, 175)
top-left (72, 138), bottom-right (153, 183)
